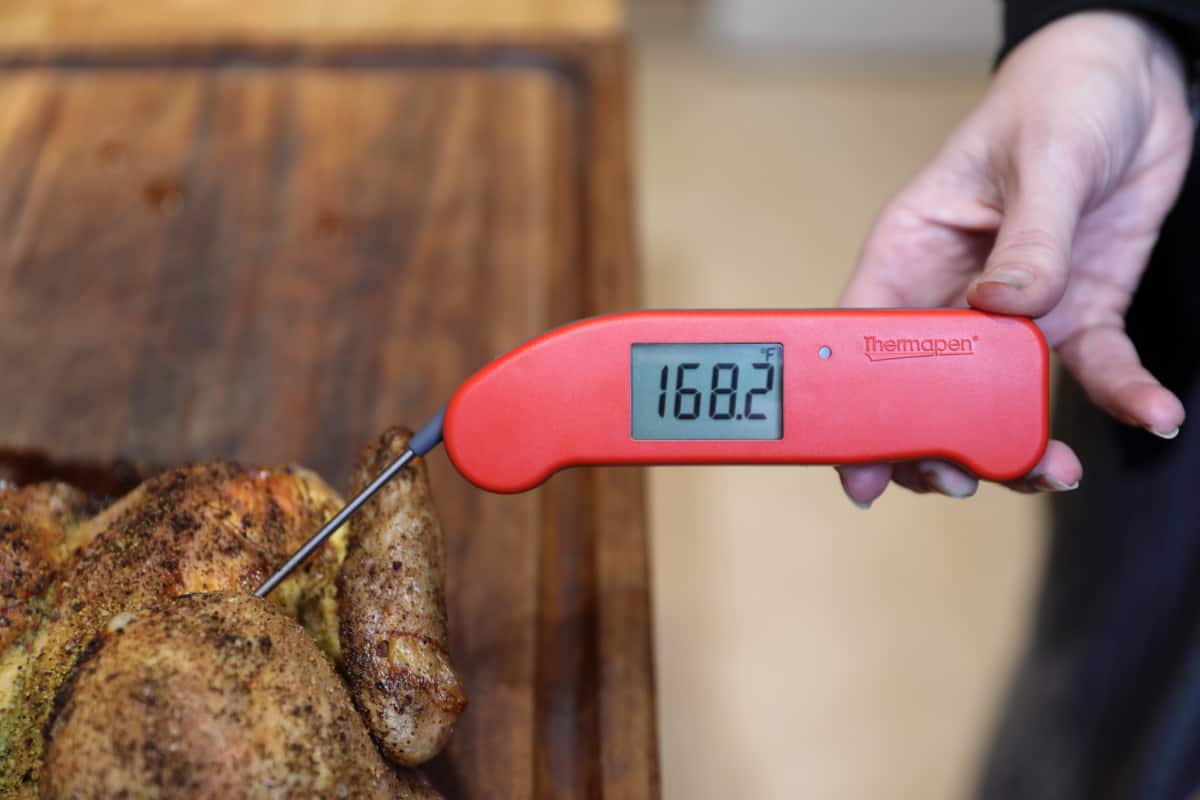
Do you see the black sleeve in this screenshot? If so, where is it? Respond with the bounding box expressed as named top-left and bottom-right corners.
top-left (1002, 1), bottom-right (1200, 64)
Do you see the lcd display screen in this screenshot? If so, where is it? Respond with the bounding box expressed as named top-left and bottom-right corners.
top-left (631, 343), bottom-right (783, 440)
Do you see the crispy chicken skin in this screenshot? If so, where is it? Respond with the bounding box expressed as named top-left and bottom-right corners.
top-left (338, 428), bottom-right (467, 766)
top-left (0, 432), bottom-right (463, 797)
top-left (0, 483), bottom-right (99, 654)
top-left (0, 463), bottom-right (348, 796)
top-left (41, 593), bottom-right (438, 799)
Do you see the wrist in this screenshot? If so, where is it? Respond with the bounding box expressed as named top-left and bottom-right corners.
top-left (1144, 21), bottom-right (1199, 122)
top-left (1008, 11), bottom-right (1190, 108)
top-left (1125, 12), bottom-right (1192, 103)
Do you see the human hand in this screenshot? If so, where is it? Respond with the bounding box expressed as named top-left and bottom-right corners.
top-left (838, 11), bottom-right (1194, 506)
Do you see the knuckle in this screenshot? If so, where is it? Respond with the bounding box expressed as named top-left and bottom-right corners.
top-left (995, 227), bottom-right (1065, 270)
top-left (1017, 120), bottom-right (1110, 198)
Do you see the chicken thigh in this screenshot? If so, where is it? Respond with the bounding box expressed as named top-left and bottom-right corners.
top-left (339, 428), bottom-right (467, 767)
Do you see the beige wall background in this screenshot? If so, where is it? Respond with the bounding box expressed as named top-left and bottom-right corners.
top-left (705, 0), bottom-right (998, 53)
top-left (632, 2), bottom-right (1049, 798)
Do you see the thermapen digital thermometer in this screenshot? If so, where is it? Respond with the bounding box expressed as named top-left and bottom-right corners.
top-left (256, 309), bottom-right (1049, 596)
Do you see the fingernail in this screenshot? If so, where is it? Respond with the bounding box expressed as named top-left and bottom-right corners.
top-left (1034, 475), bottom-right (1079, 492)
top-left (975, 267), bottom-right (1033, 290)
top-left (920, 465), bottom-right (977, 499)
top-left (851, 498), bottom-right (873, 511)
top-left (1146, 426), bottom-right (1180, 440)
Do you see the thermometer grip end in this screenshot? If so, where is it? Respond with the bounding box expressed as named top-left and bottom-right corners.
top-left (410, 407), bottom-right (446, 456)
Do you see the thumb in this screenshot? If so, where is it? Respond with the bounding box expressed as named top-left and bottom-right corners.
top-left (967, 164), bottom-right (1083, 317)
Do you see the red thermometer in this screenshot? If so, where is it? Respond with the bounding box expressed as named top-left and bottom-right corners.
top-left (257, 309), bottom-right (1048, 595)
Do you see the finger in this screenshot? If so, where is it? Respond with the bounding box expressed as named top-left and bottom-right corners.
top-left (1002, 439), bottom-right (1083, 493)
top-left (891, 461), bottom-right (932, 494)
top-left (917, 460), bottom-right (978, 498)
top-left (889, 460), bottom-right (979, 498)
top-left (891, 447), bottom-right (1077, 495)
top-left (842, 158), bottom-right (998, 311)
top-left (848, 443), bottom-right (1080, 502)
top-left (1058, 325), bottom-right (1185, 437)
top-left (842, 202), bottom-right (983, 309)
top-left (967, 161), bottom-right (1083, 317)
top-left (840, 211), bottom-right (920, 309)
top-left (836, 464), bottom-right (893, 509)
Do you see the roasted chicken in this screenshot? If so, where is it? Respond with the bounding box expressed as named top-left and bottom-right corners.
top-left (0, 427), bottom-right (465, 798)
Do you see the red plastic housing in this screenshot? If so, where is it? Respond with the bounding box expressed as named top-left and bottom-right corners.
top-left (443, 310), bottom-right (1049, 493)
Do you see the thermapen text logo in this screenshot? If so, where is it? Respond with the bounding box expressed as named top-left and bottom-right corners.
top-left (863, 335), bottom-right (977, 362)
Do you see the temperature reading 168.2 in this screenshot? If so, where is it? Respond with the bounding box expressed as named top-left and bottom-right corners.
top-left (656, 362), bottom-right (775, 421)
top-left (631, 343), bottom-right (783, 440)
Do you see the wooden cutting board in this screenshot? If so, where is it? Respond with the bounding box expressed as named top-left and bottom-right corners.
top-left (0, 31), bottom-right (655, 800)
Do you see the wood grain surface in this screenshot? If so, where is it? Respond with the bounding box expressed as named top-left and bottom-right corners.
top-left (0, 46), bottom-right (655, 799)
top-left (0, 0), bottom-right (621, 48)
